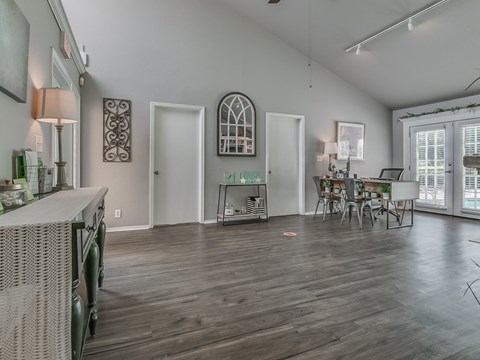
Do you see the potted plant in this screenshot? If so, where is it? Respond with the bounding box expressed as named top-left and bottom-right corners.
top-left (328, 162), bottom-right (336, 172)
top-left (354, 181), bottom-right (364, 196)
top-left (380, 183), bottom-right (391, 200)
top-left (323, 180), bottom-right (332, 193)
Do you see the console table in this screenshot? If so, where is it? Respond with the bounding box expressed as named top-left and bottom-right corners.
top-left (217, 183), bottom-right (268, 225)
top-left (0, 187), bottom-right (108, 360)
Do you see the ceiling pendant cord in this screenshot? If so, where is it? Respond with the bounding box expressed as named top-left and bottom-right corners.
top-left (307, 0), bottom-right (312, 88)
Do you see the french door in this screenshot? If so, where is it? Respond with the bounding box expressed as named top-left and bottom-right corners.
top-left (410, 119), bottom-right (480, 219)
top-left (411, 124), bottom-right (453, 214)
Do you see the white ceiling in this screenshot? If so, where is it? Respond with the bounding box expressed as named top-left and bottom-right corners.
top-left (217, 0), bottom-right (480, 109)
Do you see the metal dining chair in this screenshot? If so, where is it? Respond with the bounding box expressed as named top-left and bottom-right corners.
top-left (312, 176), bottom-right (341, 221)
top-left (340, 178), bottom-right (374, 229)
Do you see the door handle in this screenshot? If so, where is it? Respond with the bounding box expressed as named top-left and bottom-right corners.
top-left (445, 170), bottom-right (452, 174)
top-left (154, 171), bottom-right (159, 175)
top-left (268, 170), bottom-right (272, 174)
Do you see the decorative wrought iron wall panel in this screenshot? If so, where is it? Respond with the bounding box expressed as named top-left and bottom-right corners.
top-left (103, 98), bottom-right (131, 162)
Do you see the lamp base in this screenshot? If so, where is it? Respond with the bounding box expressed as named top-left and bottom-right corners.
top-left (53, 160), bottom-right (73, 191)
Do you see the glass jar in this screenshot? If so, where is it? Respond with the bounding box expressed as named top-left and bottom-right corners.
top-left (0, 184), bottom-right (28, 209)
top-left (224, 203), bottom-right (234, 216)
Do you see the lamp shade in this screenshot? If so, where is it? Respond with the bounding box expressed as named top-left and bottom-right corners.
top-left (36, 87), bottom-right (78, 124)
top-left (324, 142), bottom-right (338, 155)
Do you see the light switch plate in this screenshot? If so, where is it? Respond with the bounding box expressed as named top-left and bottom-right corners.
top-left (316, 155), bottom-right (322, 162)
top-left (36, 135), bottom-right (43, 152)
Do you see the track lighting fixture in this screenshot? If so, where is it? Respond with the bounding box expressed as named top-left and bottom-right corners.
top-left (345, 0), bottom-right (450, 54)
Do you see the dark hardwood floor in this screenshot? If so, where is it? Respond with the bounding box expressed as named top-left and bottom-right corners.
top-left (84, 213), bottom-right (480, 360)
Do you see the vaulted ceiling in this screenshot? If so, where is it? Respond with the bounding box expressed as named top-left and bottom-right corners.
top-left (217, 0), bottom-right (480, 109)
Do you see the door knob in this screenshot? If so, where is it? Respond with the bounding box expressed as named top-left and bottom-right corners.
top-left (154, 171), bottom-right (159, 175)
top-left (268, 170), bottom-right (272, 174)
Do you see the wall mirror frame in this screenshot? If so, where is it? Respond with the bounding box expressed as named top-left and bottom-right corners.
top-left (217, 92), bottom-right (256, 157)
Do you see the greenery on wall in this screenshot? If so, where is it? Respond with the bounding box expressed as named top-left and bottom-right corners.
top-left (399, 103), bottom-right (480, 120)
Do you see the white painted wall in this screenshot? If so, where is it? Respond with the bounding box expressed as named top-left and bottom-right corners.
top-left (62, 0), bottom-right (392, 226)
top-left (392, 93), bottom-right (480, 172)
top-left (0, 0), bottom-right (79, 182)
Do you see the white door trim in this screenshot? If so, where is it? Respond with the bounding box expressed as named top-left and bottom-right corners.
top-left (51, 47), bottom-right (81, 188)
top-left (149, 102), bottom-right (205, 227)
top-left (265, 112), bottom-right (306, 215)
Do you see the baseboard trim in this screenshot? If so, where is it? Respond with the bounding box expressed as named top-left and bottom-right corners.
top-left (304, 211), bottom-right (316, 216)
top-left (107, 225), bottom-right (151, 233)
top-left (203, 219), bottom-right (217, 224)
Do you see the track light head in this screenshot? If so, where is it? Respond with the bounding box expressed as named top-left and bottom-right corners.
top-left (408, 18), bottom-right (414, 31)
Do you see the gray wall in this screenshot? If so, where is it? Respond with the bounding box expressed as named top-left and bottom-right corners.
top-left (0, 0), bottom-right (79, 182)
top-left (62, 0), bottom-right (392, 227)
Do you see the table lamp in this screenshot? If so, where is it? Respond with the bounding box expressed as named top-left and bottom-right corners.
top-left (36, 87), bottom-right (78, 191)
top-left (324, 142), bottom-right (338, 164)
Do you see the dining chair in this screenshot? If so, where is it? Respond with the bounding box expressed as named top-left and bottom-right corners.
top-left (312, 176), bottom-right (340, 221)
top-left (372, 167), bottom-right (404, 219)
top-left (340, 178), bottom-right (374, 229)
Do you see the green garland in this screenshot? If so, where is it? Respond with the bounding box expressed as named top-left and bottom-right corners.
top-left (399, 103), bottom-right (480, 119)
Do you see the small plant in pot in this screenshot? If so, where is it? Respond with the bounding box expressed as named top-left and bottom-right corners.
top-left (328, 162), bottom-right (336, 173)
top-left (354, 181), bottom-right (364, 196)
top-left (323, 180), bottom-right (332, 193)
top-left (380, 183), bottom-right (391, 200)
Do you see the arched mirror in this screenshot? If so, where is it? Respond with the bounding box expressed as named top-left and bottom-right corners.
top-left (217, 92), bottom-right (256, 156)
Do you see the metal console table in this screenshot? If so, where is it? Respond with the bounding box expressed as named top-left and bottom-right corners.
top-left (217, 183), bottom-right (268, 225)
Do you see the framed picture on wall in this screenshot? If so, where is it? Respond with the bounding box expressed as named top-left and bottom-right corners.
top-left (337, 121), bottom-right (365, 160)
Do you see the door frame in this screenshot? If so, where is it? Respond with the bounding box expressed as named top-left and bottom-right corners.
top-left (401, 109), bottom-right (480, 219)
top-left (265, 112), bottom-right (306, 216)
top-left (409, 122), bottom-right (454, 215)
top-left (51, 47), bottom-right (81, 188)
top-left (149, 102), bottom-right (205, 227)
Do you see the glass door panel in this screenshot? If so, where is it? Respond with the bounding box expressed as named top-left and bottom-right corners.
top-left (456, 122), bottom-right (480, 215)
top-left (411, 124), bottom-right (453, 214)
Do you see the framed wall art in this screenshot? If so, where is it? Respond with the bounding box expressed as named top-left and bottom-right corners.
top-left (0, 0), bottom-right (30, 103)
top-left (337, 121), bottom-right (365, 160)
top-left (217, 92), bottom-right (256, 156)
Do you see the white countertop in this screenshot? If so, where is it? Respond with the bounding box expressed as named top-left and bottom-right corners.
top-left (0, 187), bottom-right (107, 227)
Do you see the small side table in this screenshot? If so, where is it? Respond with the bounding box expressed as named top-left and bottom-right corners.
top-left (217, 183), bottom-right (268, 225)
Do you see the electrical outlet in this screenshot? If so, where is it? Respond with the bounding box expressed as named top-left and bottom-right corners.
top-left (114, 209), bottom-right (122, 218)
top-left (317, 155), bottom-right (323, 162)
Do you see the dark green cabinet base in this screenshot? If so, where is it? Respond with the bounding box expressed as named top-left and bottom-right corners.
top-left (71, 190), bottom-right (107, 360)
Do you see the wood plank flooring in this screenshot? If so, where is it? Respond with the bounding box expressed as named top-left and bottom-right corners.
top-left (84, 213), bottom-right (480, 360)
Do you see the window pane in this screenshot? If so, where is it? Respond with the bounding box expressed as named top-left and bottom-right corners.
top-left (415, 129), bottom-right (445, 206)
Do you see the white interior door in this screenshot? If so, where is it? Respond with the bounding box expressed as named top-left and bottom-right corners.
top-left (410, 123), bottom-right (454, 215)
top-left (153, 107), bottom-right (200, 225)
top-left (266, 113), bottom-right (304, 217)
